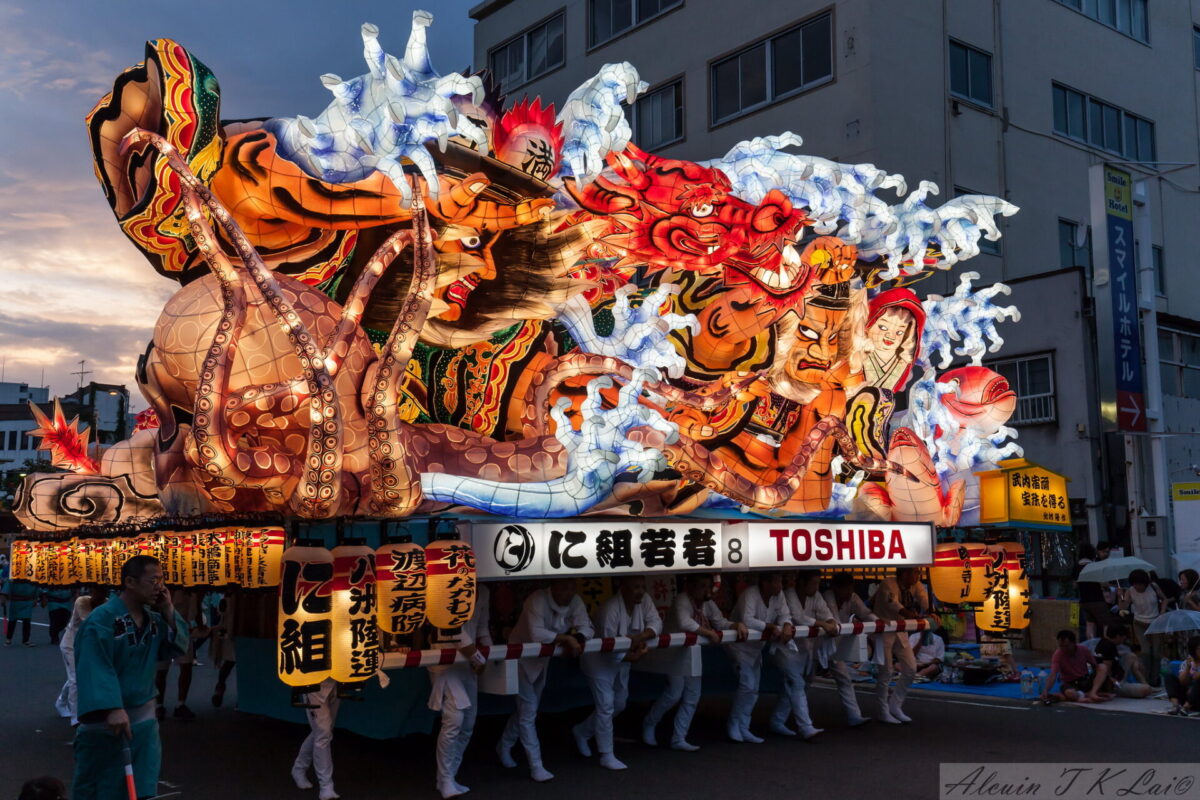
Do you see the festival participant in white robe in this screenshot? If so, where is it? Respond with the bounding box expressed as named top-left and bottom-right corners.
top-left (497, 579), bottom-right (593, 783)
top-left (56, 585), bottom-right (107, 726)
top-left (769, 570), bottom-right (837, 739)
top-left (871, 567), bottom-right (933, 724)
top-left (643, 574), bottom-right (746, 751)
top-left (291, 678), bottom-right (341, 800)
top-left (574, 576), bottom-right (662, 770)
top-left (821, 572), bottom-right (876, 726)
top-left (726, 573), bottom-right (790, 743)
top-left (428, 584), bottom-right (493, 798)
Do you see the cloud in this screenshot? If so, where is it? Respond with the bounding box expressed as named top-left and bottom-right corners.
top-left (0, 6), bottom-right (119, 100)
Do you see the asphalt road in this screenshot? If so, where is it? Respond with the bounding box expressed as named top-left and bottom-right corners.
top-left (2, 610), bottom-right (1195, 800)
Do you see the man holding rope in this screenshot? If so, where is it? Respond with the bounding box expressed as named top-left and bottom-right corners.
top-left (497, 578), bottom-right (593, 783)
top-left (72, 555), bottom-right (188, 800)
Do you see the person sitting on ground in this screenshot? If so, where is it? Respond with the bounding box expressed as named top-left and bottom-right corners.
top-left (17, 776), bottom-right (67, 800)
top-left (1041, 629), bottom-right (1098, 703)
top-left (1089, 624), bottom-right (1153, 701)
top-left (909, 628), bottom-right (945, 680)
top-left (1164, 635), bottom-right (1200, 716)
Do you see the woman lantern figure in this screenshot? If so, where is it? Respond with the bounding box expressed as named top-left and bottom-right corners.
top-left (862, 288), bottom-right (925, 393)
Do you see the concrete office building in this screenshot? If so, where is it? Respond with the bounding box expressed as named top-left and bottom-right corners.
top-left (470, 0), bottom-right (1200, 575)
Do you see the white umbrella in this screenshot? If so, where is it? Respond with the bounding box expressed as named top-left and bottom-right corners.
top-left (1146, 609), bottom-right (1200, 635)
top-left (1077, 556), bottom-right (1157, 583)
top-left (1173, 553), bottom-right (1200, 575)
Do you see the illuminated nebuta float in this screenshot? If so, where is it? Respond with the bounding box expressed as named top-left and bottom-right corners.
top-left (13, 11), bottom-right (1026, 580)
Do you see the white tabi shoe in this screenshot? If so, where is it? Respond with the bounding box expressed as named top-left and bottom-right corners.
top-left (801, 726), bottom-right (824, 741)
top-left (877, 708), bottom-right (903, 724)
top-left (291, 767), bottom-right (313, 790)
top-left (318, 785), bottom-right (340, 800)
top-left (642, 723), bottom-right (657, 747)
top-left (726, 721), bottom-right (744, 742)
top-left (438, 780), bottom-right (465, 798)
top-left (889, 699), bottom-right (912, 723)
top-left (740, 728), bottom-right (764, 744)
top-left (530, 764), bottom-right (555, 782)
top-left (671, 740), bottom-right (700, 752)
top-left (496, 741), bottom-right (517, 769)
top-left (572, 723), bottom-right (593, 757)
top-left (599, 753), bottom-right (628, 771)
top-left (769, 721), bottom-right (796, 736)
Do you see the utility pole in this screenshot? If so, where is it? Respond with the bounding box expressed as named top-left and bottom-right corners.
top-left (71, 360), bottom-right (91, 390)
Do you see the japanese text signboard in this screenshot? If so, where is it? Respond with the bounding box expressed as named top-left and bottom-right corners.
top-left (978, 458), bottom-right (1072, 531)
top-left (469, 521), bottom-right (934, 579)
top-left (1104, 166), bottom-right (1147, 432)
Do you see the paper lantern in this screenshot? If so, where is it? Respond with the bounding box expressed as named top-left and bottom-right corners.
top-left (60, 539), bottom-right (83, 586)
top-left (160, 532), bottom-right (184, 585)
top-left (975, 542), bottom-right (1030, 632)
top-left (375, 540), bottom-right (426, 634)
top-left (424, 539), bottom-right (476, 630)
top-left (33, 541), bottom-right (53, 585)
top-left (930, 542), bottom-right (989, 604)
top-left (223, 528), bottom-right (245, 586)
top-left (10, 540), bottom-right (33, 582)
top-left (106, 538), bottom-right (136, 586)
top-left (278, 545), bottom-right (335, 687)
top-left (329, 543), bottom-right (380, 684)
top-left (244, 527), bottom-right (285, 589)
top-left (178, 533), bottom-right (201, 587)
top-left (193, 528), bottom-right (227, 586)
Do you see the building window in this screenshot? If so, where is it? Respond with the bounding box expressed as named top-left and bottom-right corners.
top-left (1052, 82), bottom-right (1155, 161)
top-left (1152, 245), bottom-right (1165, 296)
top-left (1194, 27), bottom-right (1200, 70)
top-left (990, 354), bottom-right (1057, 425)
top-left (488, 12), bottom-right (565, 92)
top-left (710, 12), bottom-right (832, 125)
top-left (1160, 327), bottom-right (1200, 399)
top-left (590, 0), bottom-right (682, 47)
top-left (1054, 0), bottom-right (1148, 43)
top-left (1058, 219), bottom-right (1093, 275)
top-left (5, 430), bottom-right (15, 451)
top-left (630, 80), bottom-right (684, 150)
top-left (954, 187), bottom-right (1001, 255)
top-left (949, 40), bottom-right (993, 108)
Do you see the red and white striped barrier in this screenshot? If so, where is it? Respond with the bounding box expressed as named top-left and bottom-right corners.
top-left (381, 617), bottom-right (933, 669)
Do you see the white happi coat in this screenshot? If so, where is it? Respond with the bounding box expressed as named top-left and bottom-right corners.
top-left (510, 589), bottom-right (594, 683)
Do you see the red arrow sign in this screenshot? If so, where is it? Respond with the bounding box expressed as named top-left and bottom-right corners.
top-left (1117, 390), bottom-right (1146, 431)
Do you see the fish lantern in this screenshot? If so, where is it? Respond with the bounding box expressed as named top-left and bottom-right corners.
top-left (375, 538), bottom-right (426, 635)
top-left (329, 542), bottom-right (380, 683)
top-left (424, 537), bottom-right (476, 630)
top-left (10, 540), bottom-right (32, 582)
top-left (278, 544), bottom-right (335, 688)
top-left (975, 542), bottom-right (1030, 632)
top-left (930, 542), bottom-right (989, 604)
top-left (244, 527), bottom-right (285, 589)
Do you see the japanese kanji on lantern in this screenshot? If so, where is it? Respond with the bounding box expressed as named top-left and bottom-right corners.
top-left (62, 539), bottom-right (84, 586)
top-left (160, 532), bottom-right (185, 585)
top-left (375, 538), bottom-right (426, 635)
top-left (930, 542), bottom-right (990, 604)
top-left (975, 542), bottom-right (1031, 632)
top-left (10, 540), bottom-right (32, 582)
top-left (278, 544), bottom-right (335, 688)
top-left (243, 527), bottom-right (284, 589)
top-left (424, 538), bottom-right (476, 630)
top-left (329, 542), bottom-right (380, 683)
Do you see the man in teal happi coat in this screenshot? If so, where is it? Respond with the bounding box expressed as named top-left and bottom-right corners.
top-left (73, 555), bottom-right (188, 799)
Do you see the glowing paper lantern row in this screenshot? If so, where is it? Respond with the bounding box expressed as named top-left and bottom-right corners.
top-left (375, 540), bottom-right (426, 635)
top-left (975, 542), bottom-right (1030, 632)
top-left (278, 544), bottom-right (335, 688)
top-left (424, 539), bottom-right (476, 630)
top-left (244, 527), bottom-right (285, 589)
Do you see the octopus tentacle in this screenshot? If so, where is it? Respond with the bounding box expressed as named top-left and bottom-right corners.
top-left (124, 129), bottom-right (344, 517)
top-left (323, 228), bottom-right (412, 363)
top-left (519, 352), bottom-right (763, 438)
top-left (179, 191), bottom-right (252, 491)
top-left (661, 416), bottom-right (847, 510)
top-left (366, 186), bottom-right (437, 515)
